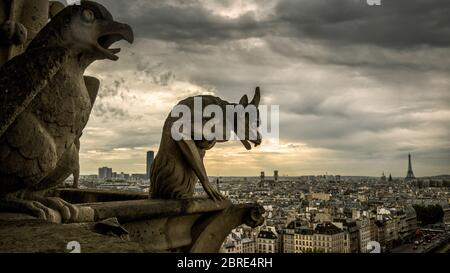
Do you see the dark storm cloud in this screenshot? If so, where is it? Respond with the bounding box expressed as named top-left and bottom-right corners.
top-left (96, 0), bottom-right (450, 48)
top-left (92, 77), bottom-right (134, 120)
top-left (265, 37), bottom-right (450, 71)
top-left (274, 0), bottom-right (450, 48)
top-left (93, 102), bottom-right (132, 119)
top-left (95, 0), bottom-right (266, 43)
top-left (79, 0), bottom-right (450, 175)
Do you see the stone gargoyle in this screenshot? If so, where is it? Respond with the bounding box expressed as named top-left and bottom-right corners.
top-left (150, 87), bottom-right (262, 201)
top-left (0, 1), bottom-right (133, 222)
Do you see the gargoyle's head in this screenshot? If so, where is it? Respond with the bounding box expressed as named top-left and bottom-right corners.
top-left (29, 1), bottom-right (134, 66)
top-left (235, 87), bottom-right (262, 150)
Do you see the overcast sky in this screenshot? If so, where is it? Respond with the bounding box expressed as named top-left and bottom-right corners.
top-left (77, 0), bottom-right (450, 177)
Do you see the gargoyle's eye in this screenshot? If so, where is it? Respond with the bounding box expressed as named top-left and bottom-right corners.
top-left (82, 9), bottom-right (95, 23)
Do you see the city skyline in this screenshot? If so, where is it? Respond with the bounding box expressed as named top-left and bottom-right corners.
top-left (83, 152), bottom-right (447, 179)
top-left (77, 0), bottom-right (450, 176)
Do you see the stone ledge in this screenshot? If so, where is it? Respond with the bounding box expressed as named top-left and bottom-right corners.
top-left (54, 188), bottom-right (148, 204)
top-left (87, 198), bottom-right (233, 223)
top-left (0, 219), bottom-right (149, 253)
top-left (0, 189), bottom-right (265, 253)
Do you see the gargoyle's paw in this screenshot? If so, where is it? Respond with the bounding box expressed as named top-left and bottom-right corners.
top-left (212, 189), bottom-right (225, 200)
top-left (0, 198), bottom-right (60, 223)
top-left (203, 185), bottom-right (217, 201)
top-left (30, 201), bottom-right (61, 223)
top-left (59, 198), bottom-right (80, 222)
top-left (35, 197), bottom-right (80, 223)
top-left (203, 185), bottom-right (225, 202)
top-left (210, 190), bottom-right (225, 201)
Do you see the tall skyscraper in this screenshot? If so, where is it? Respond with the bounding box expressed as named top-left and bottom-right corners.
top-left (405, 153), bottom-right (415, 181)
top-left (98, 167), bottom-right (112, 179)
top-left (274, 170), bottom-right (279, 182)
top-left (146, 151), bottom-right (154, 180)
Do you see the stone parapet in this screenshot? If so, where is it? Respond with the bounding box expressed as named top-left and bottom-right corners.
top-left (0, 188), bottom-right (265, 253)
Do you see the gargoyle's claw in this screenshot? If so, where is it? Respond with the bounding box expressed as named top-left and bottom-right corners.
top-left (0, 197), bottom-right (60, 223)
top-left (213, 191), bottom-right (225, 201)
top-left (35, 197), bottom-right (80, 223)
top-left (0, 196), bottom-right (90, 223)
top-left (203, 184), bottom-right (225, 202)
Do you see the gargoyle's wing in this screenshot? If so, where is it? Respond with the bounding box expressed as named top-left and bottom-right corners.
top-left (0, 46), bottom-right (69, 137)
top-left (84, 76), bottom-right (100, 109)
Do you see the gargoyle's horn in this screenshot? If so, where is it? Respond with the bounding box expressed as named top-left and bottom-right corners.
top-left (239, 94), bottom-right (249, 105)
top-left (250, 86), bottom-right (260, 106)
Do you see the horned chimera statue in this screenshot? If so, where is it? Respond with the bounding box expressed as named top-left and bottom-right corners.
top-left (150, 87), bottom-right (262, 202)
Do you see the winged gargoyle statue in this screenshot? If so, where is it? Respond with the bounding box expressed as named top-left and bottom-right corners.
top-left (0, 1), bottom-right (133, 222)
top-left (150, 88), bottom-right (262, 201)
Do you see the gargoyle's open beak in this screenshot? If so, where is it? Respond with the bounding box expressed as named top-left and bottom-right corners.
top-left (96, 21), bottom-right (134, 61)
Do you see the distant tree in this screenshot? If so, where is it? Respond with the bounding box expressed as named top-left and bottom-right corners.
top-left (412, 204), bottom-right (444, 226)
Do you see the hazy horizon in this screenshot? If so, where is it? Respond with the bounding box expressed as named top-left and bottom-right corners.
top-left (73, 0), bottom-right (450, 177)
top-left (80, 172), bottom-right (450, 178)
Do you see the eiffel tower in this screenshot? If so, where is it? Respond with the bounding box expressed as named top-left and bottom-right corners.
top-left (405, 153), bottom-right (415, 181)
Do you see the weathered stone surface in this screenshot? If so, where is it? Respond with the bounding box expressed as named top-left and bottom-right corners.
top-left (1, 0), bottom-right (47, 65)
top-left (0, 219), bottom-right (149, 253)
top-left (80, 195), bottom-right (263, 252)
top-left (189, 204), bottom-right (265, 253)
top-left (54, 188), bottom-right (148, 204)
top-left (0, 1), bottom-right (134, 223)
top-left (0, 212), bottom-right (37, 221)
top-left (88, 198), bottom-right (232, 222)
top-left (0, 190), bottom-right (265, 252)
